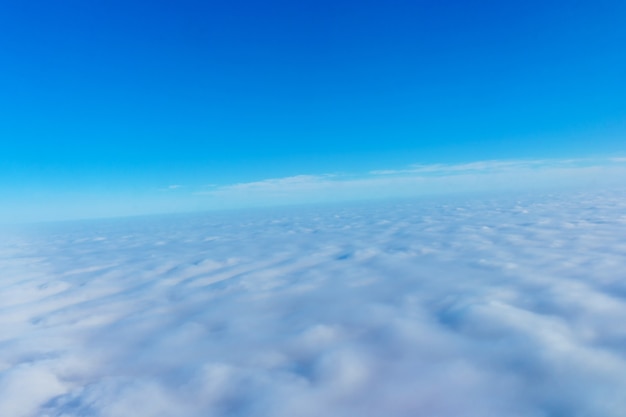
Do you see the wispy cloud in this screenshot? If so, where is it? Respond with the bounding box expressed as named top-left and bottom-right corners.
top-left (370, 158), bottom-right (589, 176)
top-left (158, 184), bottom-right (185, 192)
top-left (216, 175), bottom-right (334, 192)
top-left (192, 157), bottom-right (626, 209)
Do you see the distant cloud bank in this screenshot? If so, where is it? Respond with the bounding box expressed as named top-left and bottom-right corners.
top-left (1, 189), bottom-right (626, 416)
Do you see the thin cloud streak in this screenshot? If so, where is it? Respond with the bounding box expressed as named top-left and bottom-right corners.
top-left (193, 157), bottom-right (626, 209)
top-left (369, 158), bottom-right (599, 176)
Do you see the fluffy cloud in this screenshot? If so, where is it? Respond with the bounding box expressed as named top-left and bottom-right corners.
top-left (1, 188), bottom-right (626, 416)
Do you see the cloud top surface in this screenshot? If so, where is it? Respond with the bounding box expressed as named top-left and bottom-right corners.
top-left (1, 190), bottom-right (626, 416)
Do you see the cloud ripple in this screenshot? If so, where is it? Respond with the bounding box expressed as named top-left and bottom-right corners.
top-left (1, 189), bottom-right (626, 416)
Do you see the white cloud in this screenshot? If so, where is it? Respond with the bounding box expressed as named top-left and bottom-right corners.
top-left (216, 174), bottom-right (333, 192)
top-left (370, 158), bottom-right (589, 176)
top-left (2, 188), bottom-right (626, 416)
top-left (158, 184), bottom-right (184, 192)
top-left (194, 157), bottom-right (626, 209)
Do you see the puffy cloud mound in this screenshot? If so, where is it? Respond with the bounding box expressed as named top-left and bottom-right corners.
top-left (1, 189), bottom-right (626, 416)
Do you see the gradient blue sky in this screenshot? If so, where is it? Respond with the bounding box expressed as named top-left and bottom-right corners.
top-left (1, 0), bottom-right (625, 222)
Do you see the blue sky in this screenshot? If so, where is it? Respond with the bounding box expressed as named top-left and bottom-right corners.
top-left (1, 0), bottom-right (625, 222)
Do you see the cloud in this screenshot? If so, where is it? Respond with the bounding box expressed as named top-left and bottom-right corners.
top-left (370, 158), bottom-right (591, 176)
top-left (215, 175), bottom-right (333, 193)
top-left (158, 184), bottom-right (185, 192)
top-left (2, 188), bottom-right (626, 416)
top-left (194, 157), bottom-right (626, 209)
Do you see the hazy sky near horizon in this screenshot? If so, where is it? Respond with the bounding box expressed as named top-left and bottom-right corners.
top-left (1, 0), bottom-right (625, 222)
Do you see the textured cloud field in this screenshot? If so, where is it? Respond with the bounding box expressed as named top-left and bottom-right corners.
top-left (2, 189), bottom-right (626, 417)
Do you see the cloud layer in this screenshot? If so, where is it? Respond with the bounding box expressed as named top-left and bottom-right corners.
top-left (2, 188), bottom-right (626, 416)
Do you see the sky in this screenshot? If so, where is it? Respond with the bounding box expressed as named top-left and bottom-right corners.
top-left (1, 0), bottom-right (626, 222)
